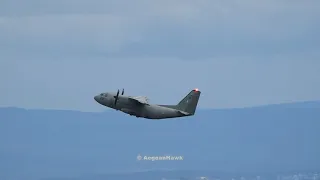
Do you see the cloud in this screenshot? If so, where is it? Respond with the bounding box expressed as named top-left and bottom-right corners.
top-left (1, 54), bottom-right (320, 111)
top-left (1, 0), bottom-right (320, 110)
top-left (1, 0), bottom-right (319, 59)
top-left (0, 14), bottom-right (142, 55)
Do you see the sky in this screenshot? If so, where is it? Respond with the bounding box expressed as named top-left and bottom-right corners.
top-left (1, 0), bottom-right (320, 111)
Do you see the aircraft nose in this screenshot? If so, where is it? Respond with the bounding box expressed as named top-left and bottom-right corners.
top-left (94, 95), bottom-right (99, 102)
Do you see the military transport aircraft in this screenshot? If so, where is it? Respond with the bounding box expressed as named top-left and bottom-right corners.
top-left (94, 89), bottom-right (201, 119)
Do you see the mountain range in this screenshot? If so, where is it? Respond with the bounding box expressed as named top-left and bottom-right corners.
top-left (1, 101), bottom-right (320, 180)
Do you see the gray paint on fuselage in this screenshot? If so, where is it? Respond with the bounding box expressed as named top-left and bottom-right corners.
top-left (94, 93), bottom-right (183, 119)
top-left (94, 89), bottom-right (200, 119)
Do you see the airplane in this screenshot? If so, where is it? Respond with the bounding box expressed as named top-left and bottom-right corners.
top-left (94, 88), bottom-right (201, 119)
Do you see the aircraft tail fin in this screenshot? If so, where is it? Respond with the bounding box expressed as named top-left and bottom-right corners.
top-left (175, 89), bottom-right (201, 115)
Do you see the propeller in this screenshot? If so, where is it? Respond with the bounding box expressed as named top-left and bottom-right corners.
top-left (114, 88), bottom-right (124, 106)
top-left (114, 89), bottom-right (120, 106)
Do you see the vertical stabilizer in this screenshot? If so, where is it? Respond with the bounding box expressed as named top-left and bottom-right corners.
top-left (176, 89), bottom-right (201, 115)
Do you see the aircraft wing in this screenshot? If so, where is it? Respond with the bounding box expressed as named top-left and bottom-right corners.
top-left (128, 96), bottom-right (149, 105)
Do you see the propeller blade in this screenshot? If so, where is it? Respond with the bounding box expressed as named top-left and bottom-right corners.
top-left (114, 89), bottom-right (120, 106)
top-left (121, 88), bottom-right (124, 95)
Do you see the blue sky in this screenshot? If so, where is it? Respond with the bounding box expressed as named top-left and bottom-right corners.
top-left (1, 0), bottom-right (320, 111)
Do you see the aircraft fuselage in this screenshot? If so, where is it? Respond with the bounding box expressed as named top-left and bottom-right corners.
top-left (94, 89), bottom-right (201, 120)
top-left (94, 94), bottom-right (185, 119)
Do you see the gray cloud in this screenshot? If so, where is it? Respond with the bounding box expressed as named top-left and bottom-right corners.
top-left (1, 0), bottom-right (319, 58)
top-left (1, 54), bottom-right (320, 111)
top-left (1, 0), bottom-right (320, 110)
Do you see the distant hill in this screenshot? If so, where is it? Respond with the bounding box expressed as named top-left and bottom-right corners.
top-left (0, 101), bottom-right (320, 180)
top-left (40, 170), bottom-right (288, 180)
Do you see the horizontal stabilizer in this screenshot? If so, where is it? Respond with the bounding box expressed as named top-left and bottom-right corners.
top-left (176, 110), bottom-right (190, 116)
